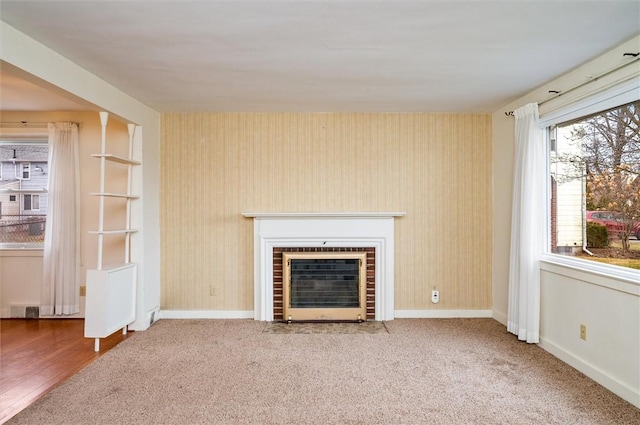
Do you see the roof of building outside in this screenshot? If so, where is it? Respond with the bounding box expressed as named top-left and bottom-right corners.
top-left (0, 144), bottom-right (48, 162)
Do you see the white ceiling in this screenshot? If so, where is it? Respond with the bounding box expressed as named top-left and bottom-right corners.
top-left (1, 0), bottom-right (639, 113)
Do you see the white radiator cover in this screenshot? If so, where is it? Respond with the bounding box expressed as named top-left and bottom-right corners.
top-left (84, 263), bottom-right (137, 339)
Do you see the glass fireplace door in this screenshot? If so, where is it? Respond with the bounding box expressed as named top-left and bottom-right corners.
top-left (282, 252), bottom-right (367, 321)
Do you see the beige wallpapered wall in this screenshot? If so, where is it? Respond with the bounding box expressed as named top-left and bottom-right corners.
top-left (160, 113), bottom-right (492, 312)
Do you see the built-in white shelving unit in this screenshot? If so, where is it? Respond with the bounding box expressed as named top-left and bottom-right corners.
top-left (84, 111), bottom-right (139, 352)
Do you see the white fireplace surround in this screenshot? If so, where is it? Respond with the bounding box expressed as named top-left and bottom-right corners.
top-left (243, 212), bottom-right (405, 321)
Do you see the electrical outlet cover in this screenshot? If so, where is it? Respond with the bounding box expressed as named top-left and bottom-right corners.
top-left (431, 290), bottom-right (439, 304)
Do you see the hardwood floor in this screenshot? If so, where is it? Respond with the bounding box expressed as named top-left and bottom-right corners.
top-left (0, 319), bottom-right (131, 424)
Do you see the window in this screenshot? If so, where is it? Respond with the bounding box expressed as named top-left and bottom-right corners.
top-left (23, 194), bottom-right (40, 211)
top-left (21, 162), bottom-right (31, 180)
top-left (0, 142), bottom-right (49, 247)
top-left (549, 101), bottom-right (639, 270)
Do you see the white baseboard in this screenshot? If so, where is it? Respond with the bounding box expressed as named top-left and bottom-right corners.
top-left (492, 310), bottom-right (507, 325)
top-left (1, 308), bottom-right (84, 319)
top-left (539, 336), bottom-right (640, 409)
top-left (159, 310), bottom-right (493, 320)
top-left (129, 306), bottom-right (161, 331)
top-left (394, 309), bottom-right (493, 318)
top-left (159, 310), bottom-right (254, 319)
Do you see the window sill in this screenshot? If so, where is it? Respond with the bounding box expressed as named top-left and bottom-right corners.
top-left (540, 253), bottom-right (639, 296)
top-left (0, 245), bottom-right (44, 257)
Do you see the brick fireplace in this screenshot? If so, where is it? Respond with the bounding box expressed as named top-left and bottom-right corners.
top-left (243, 212), bottom-right (404, 321)
top-left (273, 247), bottom-right (375, 321)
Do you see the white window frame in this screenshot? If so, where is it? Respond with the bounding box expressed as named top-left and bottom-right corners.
top-left (540, 77), bottom-right (640, 284)
top-left (21, 162), bottom-right (31, 180)
top-left (0, 140), bottom-right (48, 250)
top-left (23, 193), bottom-right (40, 211)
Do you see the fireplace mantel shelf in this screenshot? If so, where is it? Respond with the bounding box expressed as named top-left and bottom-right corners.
top-left (242, 212), bottom-right (406, 219)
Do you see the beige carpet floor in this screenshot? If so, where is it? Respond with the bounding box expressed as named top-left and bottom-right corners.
top-left (262, 321), bottom-right (388, 334)
top-left (8, 318), bottom-right (640, 424)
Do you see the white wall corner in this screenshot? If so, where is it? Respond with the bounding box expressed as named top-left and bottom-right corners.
top-left (129, 305), bottom-right (161, 331)
top-left (492, 310), bottom-right (507, 325)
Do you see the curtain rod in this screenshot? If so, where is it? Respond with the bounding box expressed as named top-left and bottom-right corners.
top-left (0, 121), bottom-right (80, 128)
top-left (0, 121), bottom-right (48, 128)
top-left (505, 52), bottom-right (639, 116)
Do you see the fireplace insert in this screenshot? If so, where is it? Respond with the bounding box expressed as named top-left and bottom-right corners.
top-left (282, 252), bottom-right (367, 321)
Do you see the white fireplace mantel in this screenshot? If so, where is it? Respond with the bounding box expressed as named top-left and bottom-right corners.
top-left (244, 212), bottom-right (405, 321)
top-left (243, 212), bottom-right (406, 219)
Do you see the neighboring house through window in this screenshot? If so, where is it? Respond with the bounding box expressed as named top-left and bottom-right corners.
top-left (0, 141), bottom-right (49, 247)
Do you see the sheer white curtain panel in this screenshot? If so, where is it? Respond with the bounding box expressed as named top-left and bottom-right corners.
top-left (507, 103), bottom-right (545, 343)
top-left (41, 122), bottom-right (81, 316)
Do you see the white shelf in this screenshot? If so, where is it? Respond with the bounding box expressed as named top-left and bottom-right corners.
top-left (91, 153), bottom-right (141, 166)
top-left (86, 112), bottom-right (140, 352)
top-left (89, 229), bottom-right (138, 235)
top-left (90, 192), bottom-right (139, 199)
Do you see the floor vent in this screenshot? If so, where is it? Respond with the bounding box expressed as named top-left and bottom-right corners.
top-left (26, 306), bottom-right (40, 319)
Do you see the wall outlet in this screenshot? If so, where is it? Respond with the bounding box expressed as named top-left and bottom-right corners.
top-left (580, 324), bottom-right (587, 340)
top-left (209, 285), bottom-right (217, 296)
top-left (431, 290), bottom-right (439, 304)
top-left (79, 286), bottom-right (86, 296)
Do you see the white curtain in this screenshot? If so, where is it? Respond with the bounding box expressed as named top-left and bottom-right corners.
top-left (41, 122), bottom-right (80, 316)
top-left (507, 103), bottom-right (545, 343)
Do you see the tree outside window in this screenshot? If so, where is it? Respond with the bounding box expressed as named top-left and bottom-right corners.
top-left (550, 101), bottom-right (639, 269)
